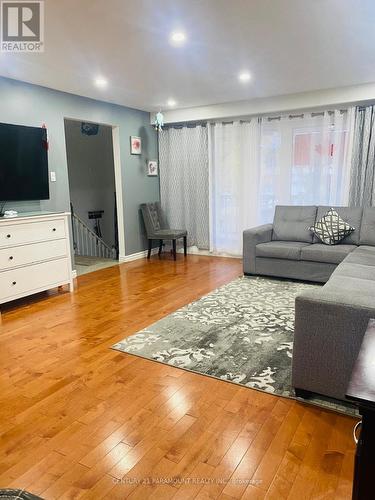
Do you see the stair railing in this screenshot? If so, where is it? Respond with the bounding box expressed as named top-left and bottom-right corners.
top-left (71, 207), bottom-right (116, 260)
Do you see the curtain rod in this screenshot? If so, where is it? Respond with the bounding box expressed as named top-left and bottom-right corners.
top-left (163, 122), bottom-right (207, 130)
top-left (162, 108), bottom-right (349, 129)
top-left (267, 109), bottom-right (348, 122)
top-left (212, 119), bottom-right (253, 125)
top-left (163, 119), bottom-right (255, 129)
top-left (357, 105), bottom-right (375, 111)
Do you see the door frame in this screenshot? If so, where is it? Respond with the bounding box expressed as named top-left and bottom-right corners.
top-left (63, 118), bottom-right (126, 260)
top-left (111, 125), bottom-right (125, 259)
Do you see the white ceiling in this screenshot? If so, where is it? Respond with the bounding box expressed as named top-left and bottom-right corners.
top-left (1, 0), bottom-right (375, 112)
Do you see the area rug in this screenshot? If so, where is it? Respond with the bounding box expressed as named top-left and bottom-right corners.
top-left (112, 276), bottom-right (357, 416)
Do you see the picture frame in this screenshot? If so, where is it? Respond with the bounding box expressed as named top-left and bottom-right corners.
top-left (147, 160), bottom-right (158, 177)
top-left (130, 136), bottom-right (141, 155)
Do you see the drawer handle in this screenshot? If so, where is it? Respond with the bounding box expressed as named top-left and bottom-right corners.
top-left (52, 228), bottom-right (56, 232)
top-left (6, 234), bottom-right (11, 238)
top-left (9, 256), bottom-right (13, 260)
top-left (353, 420), bottom-right (362, 444)
top-left (12, 281), bottom-right (16, 286)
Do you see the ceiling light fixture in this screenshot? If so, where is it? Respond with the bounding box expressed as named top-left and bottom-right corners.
top-left (169, 31), bottom-right (186, 46)
top-left (94, 77), bottom-right (108, 88)
top-left (167, 98), bottom-right (177, 107)
top-left (238, 71), bottom-right (251, 83)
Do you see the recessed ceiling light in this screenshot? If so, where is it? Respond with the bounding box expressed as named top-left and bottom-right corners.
top-left (169, 31), bottom-right (186, 46)
top-left (94, 77), bottom-right (108, 88)
top-left (238, 71), bottom-right (251, 83)
top-left (167, 98), bottom-right (177, 107)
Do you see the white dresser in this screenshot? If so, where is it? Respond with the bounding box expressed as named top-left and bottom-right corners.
top-left (0, 212), bottom-right (73, 311)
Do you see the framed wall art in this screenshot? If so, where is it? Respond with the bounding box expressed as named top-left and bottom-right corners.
top-left (147, 160), bottom-right (158, 176)
top-left (130, 136), bottom-right (141, 154)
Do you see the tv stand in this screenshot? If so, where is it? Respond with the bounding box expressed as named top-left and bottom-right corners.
top-left (0, 212), bottom-right (73, 314)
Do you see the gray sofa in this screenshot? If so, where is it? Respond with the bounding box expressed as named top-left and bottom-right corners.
top-left (243, 205), bottom-right (375, 401)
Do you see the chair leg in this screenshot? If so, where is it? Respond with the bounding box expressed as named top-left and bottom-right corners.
top-left (172, 239), bottom-right (177, 261)
top-left (147, 239), bottom-right (152, 259)
top-left (183, 236), bottom-right (187, 256)
top-left (158, 239), bottom-right (163, 256)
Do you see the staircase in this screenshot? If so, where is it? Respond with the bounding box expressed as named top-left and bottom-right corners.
top-left (71, 208), bottom-right (116, 260)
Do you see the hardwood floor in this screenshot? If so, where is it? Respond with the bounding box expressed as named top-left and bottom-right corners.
top-left (0, 255), bottom-right (356, 499)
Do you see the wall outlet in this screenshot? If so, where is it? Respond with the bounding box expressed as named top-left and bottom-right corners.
top-left (50, 171), bottom-right (56, 182)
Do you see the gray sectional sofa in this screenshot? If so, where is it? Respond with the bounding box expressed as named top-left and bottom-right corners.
top-left (243, 205), bottom-right (375, 401)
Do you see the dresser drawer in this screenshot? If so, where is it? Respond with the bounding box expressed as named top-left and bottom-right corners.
top-left (0, 239), bottom-right (68, 270)
top-left (0, 219), bottom-right (66, 248)
top-left (0, 258), bottom-right (71, 302)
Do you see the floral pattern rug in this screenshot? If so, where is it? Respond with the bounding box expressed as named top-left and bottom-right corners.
top-left (112, 276), bottom-right (357, 416)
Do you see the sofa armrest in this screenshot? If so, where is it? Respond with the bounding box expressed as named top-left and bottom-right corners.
top-left (292, 288), bottom-right (375, 400)
top-left (243, 224), bottom-right (273, 274)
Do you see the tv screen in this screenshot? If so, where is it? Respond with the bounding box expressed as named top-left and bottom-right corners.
top-left (0, 122), bottom-right (49, 201)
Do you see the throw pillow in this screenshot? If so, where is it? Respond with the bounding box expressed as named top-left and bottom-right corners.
top-left (309, 208), bottom-right (355, 245)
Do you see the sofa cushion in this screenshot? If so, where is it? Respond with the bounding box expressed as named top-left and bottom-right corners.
top-left (314, 206), bottom-right (363, 244)
top-left (272, 206), bottom-right (317, 243)
top-left (332, 262), bottom-right (375, 281)
top-left (360, 207), bottom-right (375, 246)
top-left (301, 243), bottom-right (356, 265)
top-left (324, 274), bottom-right (375, 298)
top-left (256, 241), bottom-right (310, 260)
top-left (345, 246), bottom-right (375, 267)
top-left (309, 208), bottom-right (355, 245)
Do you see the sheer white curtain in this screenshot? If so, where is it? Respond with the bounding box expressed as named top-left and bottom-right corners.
top-left (209, 109), bottom-right (354, 256)
top-left (159, 125), bottom-right (209, 249)
top-left (259, 109), bottom-right (354, 222)
top-left (209, 120), bottom-right (260, 255)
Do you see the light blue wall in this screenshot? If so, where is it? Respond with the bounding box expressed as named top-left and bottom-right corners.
top-left (0, 77), bottom-right (159, 255)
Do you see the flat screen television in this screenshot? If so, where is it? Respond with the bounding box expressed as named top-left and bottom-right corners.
top-left (0, 122), bottom-right (49, 202)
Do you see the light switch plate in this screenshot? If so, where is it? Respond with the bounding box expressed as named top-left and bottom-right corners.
top-left (50, 171), bottom-right (56, 182)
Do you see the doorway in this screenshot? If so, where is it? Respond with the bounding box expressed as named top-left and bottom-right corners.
top-left (64, 119), bottom-right (123, 276)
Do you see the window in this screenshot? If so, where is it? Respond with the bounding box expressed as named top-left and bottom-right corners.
top-left (259, 111), bottom-right (350, 224)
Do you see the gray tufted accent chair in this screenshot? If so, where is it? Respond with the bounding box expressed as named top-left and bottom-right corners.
top-left (140, 202), bottom-right (187, 260)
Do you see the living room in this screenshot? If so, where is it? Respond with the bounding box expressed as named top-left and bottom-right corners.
top-left (0, 1), bottom-right (374, 499)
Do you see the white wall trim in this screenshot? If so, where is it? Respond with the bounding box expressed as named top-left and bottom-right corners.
top-left (119, 248), bottom-right (158, 262)
top-left (152, 82), bottom-right (375, 124)
top-left (72, 270), bottom-right (77, 279)
top-left (112, 126), bottom-right (126, 258)
top-left (118, 246), bottom-right (240, 262)
top-left (177, 246), bottom-right (242, 259)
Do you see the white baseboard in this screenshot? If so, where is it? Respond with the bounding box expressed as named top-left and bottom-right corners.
top-left (119, 248), bottom-right (158, 263)
top-left (177, 246), bottom-right (242, 259)
top-left (118, 246), bottom-right (241, 263)
top-left (72, 270), bottom-right (77, 279)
